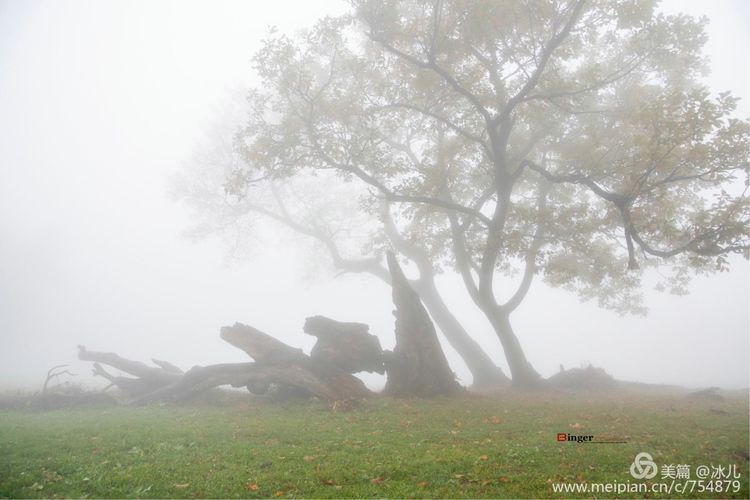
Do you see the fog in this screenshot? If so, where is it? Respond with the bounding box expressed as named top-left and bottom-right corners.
top-left (0, 0), bottom-right (747, 393)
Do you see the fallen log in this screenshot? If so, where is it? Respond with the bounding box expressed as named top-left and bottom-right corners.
top-left (78, 255), bottom-right (466, 403)
top-left (303, 315), bottom-right (385, 374)
top-left (129, 362), bottom-right (256, 404)
top-left (152, 358), bottom-right (184, 374)
top-left (219, 323), bottom-right (372, 400)
top-left (78, 345), bottom-right (181, 385)
top-left (219, 323), bottom-right (306, 363)
top-left (130, 361), bottom-right (370, 405)
top-left (79, 322), bottom-right (373, 403)
top-left (91, 362), bottom-right (158, 396)
top-left (78, 345), bottom-right (182, 396)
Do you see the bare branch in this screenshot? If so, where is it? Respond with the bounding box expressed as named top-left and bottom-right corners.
top-left (43, 364), bottom-right (77, 393)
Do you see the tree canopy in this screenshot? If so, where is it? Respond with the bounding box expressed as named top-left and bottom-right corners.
top-left (183, 0), bottom-right (749, 387)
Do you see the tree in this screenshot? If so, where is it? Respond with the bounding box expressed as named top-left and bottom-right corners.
top-left (207, 0), bottom-right (750, 387)
top-left (77, 255), bottom-right (462, 401)
top-left (175, 99), bottom-right (509, 388)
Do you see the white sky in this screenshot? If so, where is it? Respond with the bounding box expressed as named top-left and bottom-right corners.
top-left (0, 0), bottom-right (747, 391)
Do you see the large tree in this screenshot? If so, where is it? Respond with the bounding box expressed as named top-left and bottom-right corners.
top-left (175, 99), bottom-right (509, 387)
top-left (196, 0), bottom-right (750, 387)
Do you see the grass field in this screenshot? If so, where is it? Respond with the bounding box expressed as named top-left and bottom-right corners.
top-left (1, 388), bottom-right (748, 498)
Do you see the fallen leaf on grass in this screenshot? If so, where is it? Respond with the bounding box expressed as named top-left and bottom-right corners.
top-left (273, 491), bottom-right (284, 497)
top-left (479, 455), bottom-right (488, 461)
top-left (370, 477), bottom-right (384, 485)
top-left (245, 482), bottom-right (259, 491)
top-left (417, 481), bottom-right (430, 487)
top-left (173, 483), bottom-right (190, 489)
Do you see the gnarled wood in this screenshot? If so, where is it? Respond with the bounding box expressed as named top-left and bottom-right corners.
top-left (220, 323), bottom-right (372, 400)
top-left (383, 252), bottom-right (462, 397)
top-left (220, 323), bottom-right (306, 363)
top-left (77, 345), bottom-right (180, 385)
top-left (91, 362), bottom-right (161, 396)
top-left (304, 315), bottom-right (385, 374)
top-left (152, 358), bottom-right (183, 374)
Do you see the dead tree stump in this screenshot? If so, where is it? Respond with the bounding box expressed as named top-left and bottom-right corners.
top-left (303, 316), bottom-right (385, 374)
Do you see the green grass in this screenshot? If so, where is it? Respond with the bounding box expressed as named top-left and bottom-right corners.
top-left (0, 389), bottom-right (747, 498)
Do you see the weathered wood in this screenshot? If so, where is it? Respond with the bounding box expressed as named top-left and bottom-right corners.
top-left (131, 361), bottom-right (370, 404)
top-left (77, 345), bottom-right (183, 397)
top-left (220, 322), bottom-right (372, 400)
top-left (130, 362), bottom-right (257, 404)
top-left (151, 358), bottom-right (183, 374)
top-left (79, 321), bottom-right (373, 404)
top-left (304, 315), bottom-right (385, 374)
top-left (383, 252), bottom-right (462, 397)
top-left (91, 362), bottom-right (161, 396)
top-left (77, 345), bottom-right (181, 385)
top-left (220, 323), bottom-right (306, 363)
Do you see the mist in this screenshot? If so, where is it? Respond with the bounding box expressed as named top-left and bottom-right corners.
top-left (1, 0), bottom-right (748, 395)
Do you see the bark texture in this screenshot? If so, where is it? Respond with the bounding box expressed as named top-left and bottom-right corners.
top-left (304, 315), bottom-right (385, 374)
top-left (383, 252), bottom-right (462, 396)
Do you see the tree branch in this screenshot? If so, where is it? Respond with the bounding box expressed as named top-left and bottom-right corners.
top-left (500, 0), bottom-right (587, 121)
top-left (303, 118), bottom-right (493, 225)
top-left (375, 102), bottom-right (492, 157)
top-left (368, 31), bottom-right (493, 124)
top-left (502, 183), bottom-right (549, 311)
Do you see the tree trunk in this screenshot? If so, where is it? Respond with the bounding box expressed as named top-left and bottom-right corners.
top-left (484, 308), bottom-right (542, 388)
top-left (336, 239), bottom-right (508, 388)
top-left (413, 277), bottom-right (509, 388)
top-left (383, 252), bottom-right (463, 396)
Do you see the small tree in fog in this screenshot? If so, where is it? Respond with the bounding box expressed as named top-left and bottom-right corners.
top-left (200, 0), bottom-right (750, 387)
